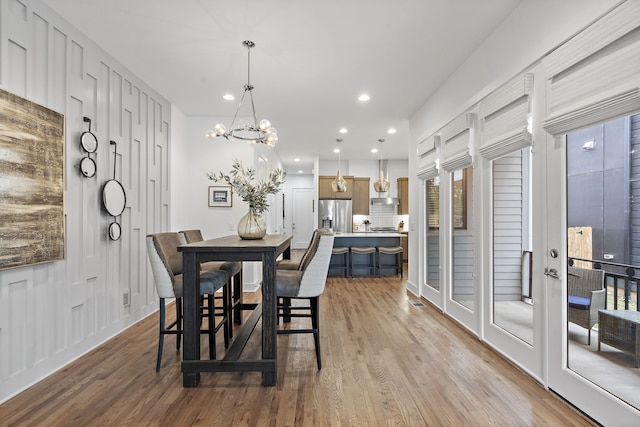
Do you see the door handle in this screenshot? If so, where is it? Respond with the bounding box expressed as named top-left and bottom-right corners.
top-left (544, 268), bottom-right (560, 279)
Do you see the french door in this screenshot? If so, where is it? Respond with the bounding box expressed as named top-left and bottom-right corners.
top-left (546, 118), bottom-right (640, 426)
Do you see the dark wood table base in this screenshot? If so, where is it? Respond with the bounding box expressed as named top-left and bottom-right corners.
top-left (179, 234), bottom-right (291, 387)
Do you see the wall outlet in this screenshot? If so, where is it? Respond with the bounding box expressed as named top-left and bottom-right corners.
top-left (228, 223), bottom-right (234, 231)
top-left (123, 289), bottom-right (131, 306)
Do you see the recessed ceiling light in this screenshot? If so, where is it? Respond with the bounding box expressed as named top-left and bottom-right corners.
top-left (333, 148), bottom-right (340, 153)
top-left (339, 128), bottom-right (348, 134)
top-left (298, 170), bottom-right (303, 174)
top-left (387, 128), bottom-right (397, 134)
top-left (358, 94), bottom-right (370, 102)
top-left (371, 148), bottom-right (378, 153)
top-left (294, 158), bottom-right (300, 162)
top-left (223, 94), bottom-right (235, 101)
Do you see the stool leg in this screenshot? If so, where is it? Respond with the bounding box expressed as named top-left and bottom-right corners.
top-left (226, 278), bottom-right (233, 340)
top-left (346, 251), bottom-right (350, 278)
top-left (233, 270), bottom-right (243, 325)
top-left (208, 294), bottom-right (216, 360)
top-left (372, 252), bottom-right (377, 277)
top-left (311, 296), bottom-right (322, 370)
top-left (157, 298), bottom-right (166, 372)
top-left (176, 297), bottom-right (182, 350)
top-left (350, 252), bottom-right (354, 278)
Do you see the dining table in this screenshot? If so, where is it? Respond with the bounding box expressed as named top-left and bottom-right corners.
top-left (178, 233), bottom-right (292, 387)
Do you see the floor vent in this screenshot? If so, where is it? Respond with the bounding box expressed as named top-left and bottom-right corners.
top-left (409, 300), bottom-right (425, 307)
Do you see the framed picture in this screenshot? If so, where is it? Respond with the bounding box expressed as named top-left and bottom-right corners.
top-left (208, 186), bottom-right (232, 207)
top-left (0, 88), bottom-right (65, 270)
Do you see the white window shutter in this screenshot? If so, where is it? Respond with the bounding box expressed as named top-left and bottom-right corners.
top-left (417, 134), bottom-right (440, 180)
top-left (440, 111), bottom-right (476, 172)
top-left (542, 0), bottom-right (640, 136)
top-left (479, 73), bottom-right (534, 160)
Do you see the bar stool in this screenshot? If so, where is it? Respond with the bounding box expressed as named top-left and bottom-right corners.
top-left (350, 246), bottom-right (376, 277)
top-left (377, 246), bottom-right (404, 278)
top-left (330, 246), bottom-right (350, 277)
top-left (180, 229), bottom-right (243, 330)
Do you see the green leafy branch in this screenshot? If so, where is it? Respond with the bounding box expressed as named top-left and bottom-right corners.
top-left (208, 159), bottom-right (285, 215)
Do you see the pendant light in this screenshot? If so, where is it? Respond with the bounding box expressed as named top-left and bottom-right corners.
top-left (373, 138), bottom-right (390, 192)
top-left (331, 139), bottom-right (347, 192)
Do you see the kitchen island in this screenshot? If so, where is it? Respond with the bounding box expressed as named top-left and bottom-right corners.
top-left (330, 232), bottom-right (403, 277)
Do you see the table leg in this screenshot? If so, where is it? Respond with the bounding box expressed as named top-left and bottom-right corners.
top-left (182, 251), bottom-right (201, 387)
top-left (262, 251), bottom-right (277, 386)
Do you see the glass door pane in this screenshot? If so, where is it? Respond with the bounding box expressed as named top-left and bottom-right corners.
top-left (425, 177), bottom-right (440, 290)
top-left (492, 148), bottom-right (533, 344)
top-left (452, 166), bottom-right (474, 309)
top-left (565, 115), bottom-right (640, 412)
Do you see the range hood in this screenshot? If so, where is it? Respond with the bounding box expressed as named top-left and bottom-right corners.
top-left (370, 197), bottom-right (399, 206)
top-left (370, 159), bottom-right (399, 205)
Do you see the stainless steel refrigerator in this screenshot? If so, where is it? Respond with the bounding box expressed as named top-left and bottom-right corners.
top-left (318, 199), bottom-right (352, 233)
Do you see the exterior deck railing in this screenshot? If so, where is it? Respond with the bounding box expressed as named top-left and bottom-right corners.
top-left (568, 257), bottom-right (639, 311)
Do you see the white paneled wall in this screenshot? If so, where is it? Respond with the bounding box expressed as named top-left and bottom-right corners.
top-left (0, 0), bottom-right (171, 403)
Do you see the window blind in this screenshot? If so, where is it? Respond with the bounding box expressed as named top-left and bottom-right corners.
top-left (440, 111), bottom-right (476, 172)
top-left (479, 73), bottom-right (534, 160)
top-left (417, 133), bottom-right (440, 180)
top-left (542, 0), bottom-right (640, 136)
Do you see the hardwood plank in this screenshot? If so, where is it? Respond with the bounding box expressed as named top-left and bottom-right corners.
top-left (0, 275), bottom-right (596, 426)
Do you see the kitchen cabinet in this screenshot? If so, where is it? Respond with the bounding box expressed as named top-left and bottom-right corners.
top-left (352, 177), bottom-right (370, 215)
top-left (397, 177), bottom-right (408, 215)
top-left (319, 175), bottom-right (353, 199)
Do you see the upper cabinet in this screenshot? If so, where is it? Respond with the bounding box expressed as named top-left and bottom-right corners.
top-left (319, 175), bottom-right (353, 199)
top-left (397, 177), bottom-right (408, 215)
top-left (352, 177), bottom-right (370, 215)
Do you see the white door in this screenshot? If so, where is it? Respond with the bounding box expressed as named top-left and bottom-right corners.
top-left (546, 119), bottom-right (640, 426)
top-left (292, 188), bottom-right (314, 249)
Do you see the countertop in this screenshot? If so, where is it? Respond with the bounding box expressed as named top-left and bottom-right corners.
top-left (334, 232), bottom-right (404, 238)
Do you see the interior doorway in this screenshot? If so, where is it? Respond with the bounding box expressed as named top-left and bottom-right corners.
top-left (292, 188), bottom-right (314, 249)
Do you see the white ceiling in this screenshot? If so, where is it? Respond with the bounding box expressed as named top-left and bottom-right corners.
top-left (42, 0), bottom-right (521, 173)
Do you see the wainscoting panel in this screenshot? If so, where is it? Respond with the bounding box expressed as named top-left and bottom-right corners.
top-left (0, 0), bottom-right (171, 403)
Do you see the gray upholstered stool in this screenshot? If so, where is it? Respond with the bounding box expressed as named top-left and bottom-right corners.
top-left (350, 246), bottom-right (376, 277)
top-left (330, 246), bottom-right (350, 277)
top-left (377, 246), bottom-right (403, 278)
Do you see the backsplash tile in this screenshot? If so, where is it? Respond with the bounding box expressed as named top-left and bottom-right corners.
top-left (353, 205), bottom-right (408, 231)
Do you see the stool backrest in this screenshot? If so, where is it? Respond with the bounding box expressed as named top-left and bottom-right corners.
top-left (147, 232), bottom-right (186, 298)
top-left (297, 229), bottom-right (324, 271)
top-left (180, 229), bottom-right (204, 244)
top-left (298, 233), bottom-right (335, 297)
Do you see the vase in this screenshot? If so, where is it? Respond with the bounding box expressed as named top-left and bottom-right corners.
top-left (237, 209), bottom-right (266, 240)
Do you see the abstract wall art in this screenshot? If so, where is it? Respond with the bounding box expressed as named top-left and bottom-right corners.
top-left (0, 88), bottom-right (65, 269)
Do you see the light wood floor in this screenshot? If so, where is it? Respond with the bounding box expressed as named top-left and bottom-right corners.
top-left (1, 274), bottom-right (596, 426)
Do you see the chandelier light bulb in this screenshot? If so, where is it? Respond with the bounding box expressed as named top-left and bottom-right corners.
top-left (214, 123), bottom-right (226, 136)
top-left (259, 119), bottom-right (271, 131)
top-left (206, 129), bottom-right (216, 140)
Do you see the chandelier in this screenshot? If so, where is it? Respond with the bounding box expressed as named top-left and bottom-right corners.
top-left (206, 40), bottom-right (278, 147)
top-left (331, 139), bottom-right (347, 192)
top-left (373, 138), bottom-right (390, 192)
